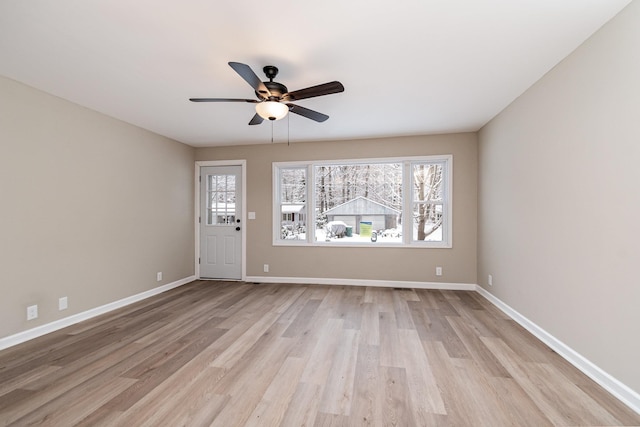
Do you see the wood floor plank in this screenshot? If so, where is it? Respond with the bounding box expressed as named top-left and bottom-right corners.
top-left (336, 294), bottom-right (364, 330)
top-left (214, 287), bottom-right (276, 329)
top-left (467, 291), bottom-right (512, 320)
top-left (473, 311), bottom-right (556, 363)
top-left (280, 382), bottom-right (323, 427)
top-left (244, 356), bottom-right (306, 427)
top-left (208, 331), bottom-right (294, 426)
top-left (406, 300), bottom-right (432, 341)
top-left (117, 366), bottom-right (227, 427)
top-left (160, 392), bottom-right (229, 427)
top-left (421, 339), bottom-right (480, 427)
top-left (0, 365), bottom-right (60, 399)
top-left (481, 335), bottom-right (625, 426)
top-left (350, 344), bottom-right (382, 426)
top-left (106, 320), bottom-right (230, 424)
top-left (212, 283), bottom-right (256, 309)
top-left (210, 310), bottom-right (282, 369)
top-left (447, 298), bottom-right (501, 338)
top-left (281, 299), bottom-right (323, 338)
top-left (300, 318), bottom-right (345, 384)
top-left (487, 376), bottom-right (555, 427)
top-left (313, 412), bottom-right (351, 426)
top-left (0, 340), bottom-right (148, 425)
top-left (0, 389), bottom-right (35, 415)
top-left (423, 308), bottom-right (471, 358)
top-left (397, 329), bottom-right (446, 418)
top-left (319, 286), bottom-right (350, 319)
top-left (446, 315), bottom-right (511, 378)
top-left (528, 361), bottom-right (623, 426)
top-left (391, 292), bottom-right (415, 330)
top-left (396, 288), bottom-right (420, 302)
top-left (414, 288), bottom-right (440, 309)
top-left (378, 311), bottom-right (404, 368)
top-left (577, 381), bottom-right (640, 426)
top-left (432, 290), bottom-right (461, 316)
top-left (287, 290), bottom-right (344, 359)
top-left (379, 366), bottom-right (416, 426)
top-left (12, 377), bottom-right (136, 426)
top-left (374, 288), bottom-right (395, 313)
top-left (0, 318), bottom-right (143, 384)
top-left (360, 302), bottom-right (380, 346)
top-left (0, 281), bottom-right (637, 427)
top-left (318, 329), bottom-right (360, 415)
top-left (448, 357), bottom-right (522, 427)
top-left (363, 287), bottom-right (377, 303)
top-left (101, 322), bottom-right (227, 412)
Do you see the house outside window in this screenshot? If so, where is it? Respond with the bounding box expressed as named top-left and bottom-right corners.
top-left (273, 155), bottom-right (452, 247)
top-left (278, 168), bottom-right (307, 240)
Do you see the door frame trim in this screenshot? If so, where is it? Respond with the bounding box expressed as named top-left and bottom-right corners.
top-left (195, 160), bottom-right (247, 281)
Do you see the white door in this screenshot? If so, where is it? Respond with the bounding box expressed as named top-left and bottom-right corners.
top-left (200, 165), bottom-right (242, 279)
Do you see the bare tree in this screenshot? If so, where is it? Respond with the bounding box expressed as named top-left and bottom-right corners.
top-left (414, 164), bottom-right (443, 240)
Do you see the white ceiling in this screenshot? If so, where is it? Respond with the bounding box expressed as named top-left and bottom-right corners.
top-left (0, 0), bottom-right (632, 147)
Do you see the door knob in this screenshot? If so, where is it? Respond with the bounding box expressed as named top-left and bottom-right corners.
top-left (236, 226), bottom-right (241, 231)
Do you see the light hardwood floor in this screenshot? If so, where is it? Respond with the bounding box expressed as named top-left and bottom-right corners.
top-left (0, 281), bottom-right (638, 426)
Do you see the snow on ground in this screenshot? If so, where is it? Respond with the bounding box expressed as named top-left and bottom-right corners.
top-left (284, 226), bottom-right (442, 243)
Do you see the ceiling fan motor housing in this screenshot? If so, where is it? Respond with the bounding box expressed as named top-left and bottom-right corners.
top-left (258, 81), bottom-right (288, 101)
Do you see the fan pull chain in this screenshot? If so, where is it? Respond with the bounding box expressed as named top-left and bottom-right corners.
top-left (271, 121), bottom-right (274, 143)
top-left (287, 112), bottom-right (290, 146)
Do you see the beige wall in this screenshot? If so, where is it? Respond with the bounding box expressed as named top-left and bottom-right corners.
top-left (478, 1), bottom-right (640, 393)
top-left (196, 133), bottom-right (477, 284)
top-left (0, 76), bottom-right (195, 339)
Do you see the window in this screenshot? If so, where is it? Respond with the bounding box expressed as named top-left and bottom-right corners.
top-left (206, 174), bottom-right (236, 225)
top-left (412, 163), bottom-right (446, 243)
top-left (273, 156), bottom-right (451, 247)
top-left (278, 167), bottom-right (307, 240)
top-left (315, 163), bottom-right (403, 243)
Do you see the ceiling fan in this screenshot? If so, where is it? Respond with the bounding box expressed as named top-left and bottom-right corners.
top-left (190, 62), bottom-right (344, 125)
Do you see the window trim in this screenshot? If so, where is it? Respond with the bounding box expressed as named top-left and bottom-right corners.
top-left (273, 155), bottom-right (452, 248)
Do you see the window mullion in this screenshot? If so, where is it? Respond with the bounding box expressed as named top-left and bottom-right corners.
top-left (307, 164), bottom-right (314, 244)
top-left (403, 161), bottom-right (412, 244)
top-left (273, 165), bottom-right (280, 244)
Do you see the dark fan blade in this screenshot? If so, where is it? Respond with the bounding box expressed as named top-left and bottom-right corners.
top-left (248, 113), bottom-right (264, 125)
top-left (282, 81), bottom-right (344, 102)
top-left (228, 62), bottom-right (271, 99)
top-left (189, 98), bottom-right (258, 103)
top-left (286, 103), bottom-right (329, 122)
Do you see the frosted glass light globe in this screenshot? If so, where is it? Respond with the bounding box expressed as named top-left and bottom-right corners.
top-left (255, 101), bottom-right (289, 121)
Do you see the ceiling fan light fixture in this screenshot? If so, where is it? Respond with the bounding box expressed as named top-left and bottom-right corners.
top-left (256, 101), bottom-right (289, 121)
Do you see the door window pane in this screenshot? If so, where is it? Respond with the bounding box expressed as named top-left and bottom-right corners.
top-left (207, 174), bottom-right (236, 225)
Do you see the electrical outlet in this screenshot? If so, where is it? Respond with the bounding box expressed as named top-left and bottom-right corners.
top-left (435, 266), bottom-right (442, 276)
top-left (157, 272), bottom-right (162, 282)
top-left (488, 274), bottom-right (493, 286)
top-left (27, 305), bottom-right (38, 320)
top-left (59, 297), bottom-right (68, 311)
top-left (263, 264), bottom-right (269, 273)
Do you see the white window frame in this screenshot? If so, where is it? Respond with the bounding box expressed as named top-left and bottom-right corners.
top-left (273, 155), bottom-right (452, 248)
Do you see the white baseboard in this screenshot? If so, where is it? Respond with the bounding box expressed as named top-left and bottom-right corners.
top-left (0, 276), bottom-right (196, 351)
top-left (476, 285), bottom-right (640, 415)
top-left (245, 275), bottom-right (476, 291)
